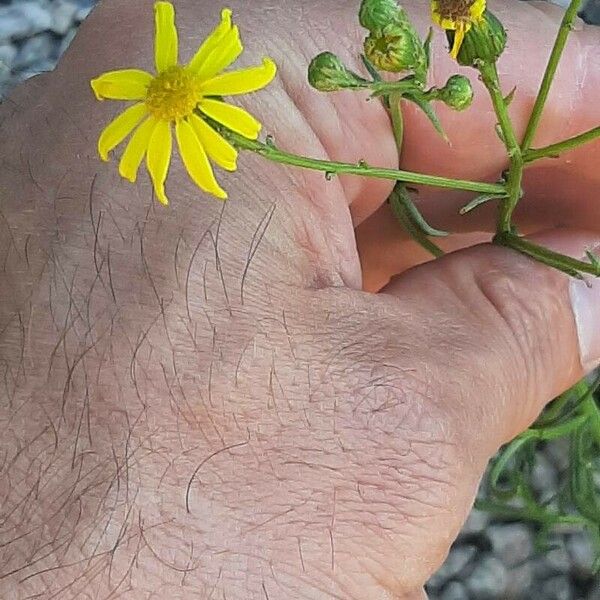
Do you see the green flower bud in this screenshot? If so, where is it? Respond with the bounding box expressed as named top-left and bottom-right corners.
top-left (439, 74), bottom-right (474, 110)
top-left (447, 10), bottom-right (507, 67)
top-left (308, 52), bottom-right (367, 92)
top-left (363, 20), bottom-right (427, 77)
top-left (359, 0), bottom-right (405, 32)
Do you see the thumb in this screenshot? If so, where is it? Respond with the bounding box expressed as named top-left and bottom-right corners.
top-left (300, 228), bottom-right (600, 596)
top-left (382, 229), bottom-right (600, 452)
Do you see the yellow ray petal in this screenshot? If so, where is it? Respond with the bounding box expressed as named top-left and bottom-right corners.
top-left (175, 119), bottom-right (227, 199)
top-left (187, 8), bottom-right (233, 74)
top-left (469, 0), bottom-right (486, 20)
top-left (119, 116), bottom-right (157, 182)
top-left (430, 0), bottom-right (443, 26)
top-left (98, 103), bottom-right (148, 161)
top-left (195, 26), bottom-right (242, 81)
top-left (188, 113), bottom-right (237, 171)
top-left (91, 69), bottom-right (153, 100)
top-left (199, 98), bottom-right (261, 140)
top-left (450, 25), bottom-right (466, 59)
top-left (154, 1), bottom-right (178, 73)
top-left (200, 57), bottom-right (277, 96)
top-left (146, 119), bottom-right (172, 205)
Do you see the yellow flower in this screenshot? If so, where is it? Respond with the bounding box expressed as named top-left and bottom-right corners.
top-left (91, 2), bottom-right (277, 204)
top-left (431, 0), bottom-right (486, 60)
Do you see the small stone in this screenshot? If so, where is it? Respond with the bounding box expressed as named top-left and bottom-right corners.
top-left (427, 544), bottom-right (478, 589)
top-left (459, 508), bottom-right (490, 538)
top-left (540, 575), bottom-right (574, 600)
top-left (581, 0), bottom-right (600, 25)
top-left (0, 7), bottom-right (31, 42)
top-left (0, 2), bottom-right (53, 42)
top-left (0, 63), bottom-right (11, 85)
top-left (75, 0), bottom-right (95, 22)
top-left (533, 540), bottom-right (571, 581)
top-left (487, 523), bottom-right (534, 568)
top-left (14, 32), bottom-right (54, 70)
top-left (531, 451), bottom-right (559, 499)
top-left (51, 0), bottom-right (79, 35)
top-left (587, 579), bottom-right (600, 600)
top-left (14, 58), bottom-right (55, 84)
top-left (545, 539), bottom-right (572, 574)
top-left (58, 26), bottom-right (77, 57)
top-left (466, 554), bottom-right (508, 599)
top-left (505, 563), bottom-right (533, 599)
top-left (546, 438), bottom-right (571, 473)
top-left (440, 581), bottom-right (470, 600)
top-left (567, 533), bottom-right (596, 579)
top-left (0, 43), bottom-right (17, 70)
top-left (22, 1), bottom-right (53, 31)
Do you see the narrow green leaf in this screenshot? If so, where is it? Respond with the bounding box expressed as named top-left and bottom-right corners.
top-left (504, 86), bottom-right (517, 106)
top-left (460, 193), bottom-right (507, 215)
top-left (405, 94), bottom-right (449, 142)
top-left (423, 27), bottom-right (433, 68)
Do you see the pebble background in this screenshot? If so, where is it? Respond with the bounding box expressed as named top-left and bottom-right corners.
top-left (1, 0), bottom-right (599, 598)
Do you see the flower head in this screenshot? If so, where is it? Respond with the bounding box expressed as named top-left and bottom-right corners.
top-left (431, 0), bottom-right (486, 60)
top-left (91, 2), bottom-right (277, 204)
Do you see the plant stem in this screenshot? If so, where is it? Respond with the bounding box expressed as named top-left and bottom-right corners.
top-left (478, 62), bottom-right (523, 233)
top-left (226, 131), bottom-right (505, 194)
top-left (494, 232), bottom-right (600, 278)
top-left (521, 0), bottom-right (583, 152)
top-left (536, 379), bottom-right (593, 427)
top-left (474, 499), bottom-right (591, 528)
top-left (388, 91), bottom-right (404, 157)
top-left (371, 79), bottom-right (418, 97)
top-left (524, 125), bottom-right (600, 163)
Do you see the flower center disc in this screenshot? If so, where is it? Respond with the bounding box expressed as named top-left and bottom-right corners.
top-left (146, 66), bottom-right (201, 121)
top-left (437, 0), bottom-right (476, 20)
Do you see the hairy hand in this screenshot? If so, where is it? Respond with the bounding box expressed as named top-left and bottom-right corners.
top-left (0, 1), bottom-right (599, 599)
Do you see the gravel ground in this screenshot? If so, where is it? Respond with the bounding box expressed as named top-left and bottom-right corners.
top-left (1, 0), bottom-right (599, 598)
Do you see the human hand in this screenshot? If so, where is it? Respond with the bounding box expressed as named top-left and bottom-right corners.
top-left (0, 1), bottom-right (599, 598)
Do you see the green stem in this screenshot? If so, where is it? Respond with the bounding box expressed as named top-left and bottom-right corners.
top-left (478, 62), bottom-right (523, 233)
top-left (388, 91), bottom-right (404, 157)
top-left (581, 390), bottom-right (600, 444)
top-left (474, 499), bottom-right (591, 528)
top-left (521, 0), bottom-right (583, 152)
top-left (532, 414), bottom-right (588, 440)
top-left (536, 379), bottom-right (592, 426)
top-left (494, 232), bottom-right (600, 278)
top-left (524, 125), bottom-right (600, 163)
top-left (371, 79), bottom-right (419, 97)
top-left (225, 131), bottom-right (505, 195)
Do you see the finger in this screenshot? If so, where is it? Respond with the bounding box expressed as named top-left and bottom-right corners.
top-left (356, 202), bottom-right (541, 291)
top-left (302, 228), bottom-right (600, 594)
top-left (356, 202), bottom-right (491, 291)
top-left (351, 1), bottom-right (600, 228)
top-left (382, 228), bottom-right (600, 451)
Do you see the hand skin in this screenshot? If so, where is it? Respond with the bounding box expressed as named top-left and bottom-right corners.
top-left (0, 0), bottom-right (599, 598)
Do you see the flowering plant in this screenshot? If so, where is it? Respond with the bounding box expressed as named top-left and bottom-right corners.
top-left (91, 0), bottom-right (600, 564)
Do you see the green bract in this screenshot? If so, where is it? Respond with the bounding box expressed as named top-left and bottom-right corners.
top-left (363, 20), bottom-right (427, 77)
top-left (359, 0), bottom-right (404, 32)
top-left (448, 10), bottom-right (507, 66)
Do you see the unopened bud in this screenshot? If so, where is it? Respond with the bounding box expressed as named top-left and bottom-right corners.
top-left (359, 0), bottom-right (405, 32)
top-left (364, 19), bottom-right (427, 77)
top-left (308, 52), bottom-right (367, 92)
top-left (439, 74), bottom-right (473, 110)
top-left (449, 10), bottom-right (507, 66)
